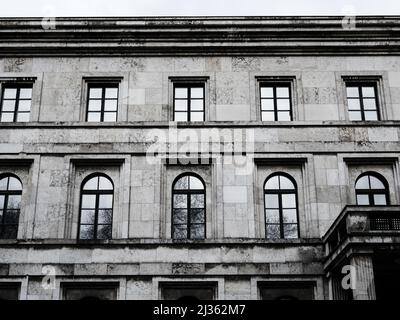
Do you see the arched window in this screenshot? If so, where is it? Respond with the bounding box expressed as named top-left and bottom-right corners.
top-left (172, 174), bottom-right (205, 240)
top-left (355, 173), bottom-right (389, 206)
top-left (79, 174), bottom-right (113, 240)
top-left (0, 174), bottom-right (22, 239)
top-left (264, 173), bottom-right (299, 239)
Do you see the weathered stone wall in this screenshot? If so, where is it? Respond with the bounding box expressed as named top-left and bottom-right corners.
top-left (0, 55), bottom-right (399, 299)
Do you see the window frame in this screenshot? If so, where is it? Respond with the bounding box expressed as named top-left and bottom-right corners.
top-left (0, 83), bottom-right (33, 123)
top-left (85, 83), bottom-right (119, 123)
top-left (263, 173), bottom-right (299, 240)
top-left (355, 172), bottom-right (389, 206)
top-left (78, 173), bottom-right (114, 240)
top-left (345, 81), bottom-right (381, 121)
top-left (171, 173), bottom-right (206, 240)
top-left (0, 173), bottom-right (22, 239)
top-left (173, 83), bottom-right (205, 122)
top-left (259, 82), bottom-right (293, 122)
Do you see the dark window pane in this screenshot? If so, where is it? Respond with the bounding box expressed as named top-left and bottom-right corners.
top-left (266, 224), bottom-right (281, 239)
top-left (190, 209), bottom-right (205, 223)
top-left (81, 210), bottom-right (95, 224)
top-left (2, 225), bottom-right (18, 239)
top-left (98, 209), bottom-right (113, 224)
top-left (99, 194), bottom-right (113, 209)
top-left (173, 224), bottom-right (187, 239)
top-left (79, 225), bottom-right (95, 240)
top-left (282, 209), bottom-right (297, 223)
top-left (190, 194), bottom-right (204, 208)
top-left (173, 209), bottom-right (187, 224)
top-left (173, 194), bottom-right (187, 209)
top-left (174, 176), bottom-right (189, 190)
top-left (4, 209), bottom-right (19, 224)
top-left (190, 224), bottom-right (205, 239)
top-left (97, 225), bottom-right (112, 239)
top-left (283, 224), bottom-right (298, 239)
top-left (265, 209), bottom-right (280, 223)
top-left (6, 195), bottom-right (21, 210)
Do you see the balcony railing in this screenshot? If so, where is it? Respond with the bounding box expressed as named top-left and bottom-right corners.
top-left (323, 206), bottom-right (400, 256)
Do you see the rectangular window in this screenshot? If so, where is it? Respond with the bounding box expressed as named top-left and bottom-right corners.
top-left (86, 84), bottom-right (119, 122)
top-left (260, 83), bottom-right (292, 121)
top-left (173, 84), bottom-right (205, 122)
top-left (0, 84), bottom-right (32, 123)
top-left (346, 83), bottom-right (380, 121)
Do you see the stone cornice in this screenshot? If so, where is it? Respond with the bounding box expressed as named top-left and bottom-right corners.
top-left (0, 16), bottom-right (400, 56)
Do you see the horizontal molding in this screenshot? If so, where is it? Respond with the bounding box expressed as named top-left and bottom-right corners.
top-left (254, 157), bottom-right (308, 166)
top-left (343, 157), bottom-right (398, 165)
top-left (1, 121), bottom-right (400, 129)
top-left (1, 16), bottom-right (400, 56)
top-left (0, 158), bottom-right (34, 166)
top-left (70, 158), bottom-right (125, 166)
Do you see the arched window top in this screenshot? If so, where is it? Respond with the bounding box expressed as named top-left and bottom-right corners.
top-left (355, 172), bottom-right (389, 206)
top-left (82, 174), bottom-right (113, 191)
top-left (264, 173), bottom-right (295, 191)
top-left (0, 174), bottom-right (22, 191)
top-left (173, 174), bottom-right (204, 191)
top-left (355, 173), bottom-right (387, 190)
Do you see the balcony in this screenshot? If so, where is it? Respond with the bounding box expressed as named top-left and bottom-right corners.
top-left (323, 205), bottom-right (400, 269)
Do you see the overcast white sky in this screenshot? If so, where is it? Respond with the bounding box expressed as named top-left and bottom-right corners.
top-left (0, 0), bottom-right (399, 17)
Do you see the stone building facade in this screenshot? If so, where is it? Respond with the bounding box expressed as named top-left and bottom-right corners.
top-left (0, 16), bottom-right (400, 300)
